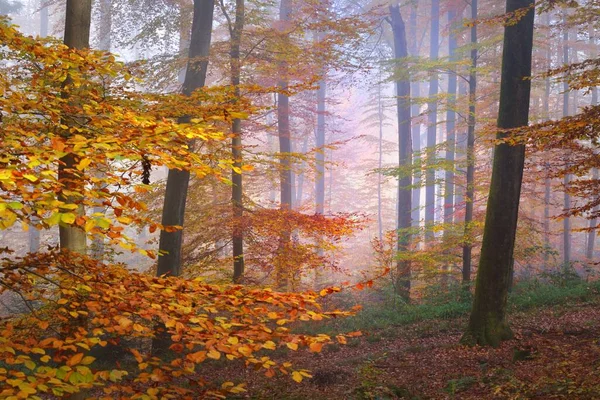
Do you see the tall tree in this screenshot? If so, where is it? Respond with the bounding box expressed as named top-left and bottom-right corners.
top-left (543, 12), bottom-right (552, 269)
top-left (156, 0), bottom-right (215, 278)
top-left (462, 0), bottom-right (477, 283)
top-left (223, 0), bottom-right (246, 283)
top-left (425, 0), bottom-right (440, 241)
top-left (59, 0), bottom-right (93, 254)
top-left (462, 0), bottom-right (535, 346)
top-left (409, 0), bottom-right (421, 229)
top-left (91, 0), bottom-right (112, 261)
top-left (389, 3), bottom-right (411, 300)
top-left (443, 5), bottom-right (458, 283)
top-left (276, 0), bottom-right (293, 290)
top-left (29, 0), bottom-right (48, 254)
top-left (587, 26), bottom-right (598, 260)
top-left (562, 11), bottom-right (571, 267)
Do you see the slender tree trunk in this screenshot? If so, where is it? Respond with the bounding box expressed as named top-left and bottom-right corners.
top-left (410, 0), bottom-right (421, 229)
top-left (156, 0), bottom-right (214, 279)
top-left (390, 4), bottom-right (411, 300)
top-left (562, 12), bottom-right (571, 267)
top-left (316, 79), bottom-right (326, 216)
top-left (462, 0), bottom-right (534, 347)
top-left (442, 6), bottom-right (457, 285)
top-left (30, 0), bottom-right (49, 253)
top-left (276, 0), bottom-right (293, 291)
top-left (543, 12), bottom-right (552, 269)
top-left (377, 80), bottom-right (384, 240)
top-left (425, 0), bottom-right (439, 241)
top-left (462, 0), bottom-right (477, 284)
top-left (59, 0), bottom-right (92, 254)
top-left (587, 24), bottom-right (598, 259)
top-left (90, 0), bottom-right (112, 261)
top-left (296, 135), bottom-right (308, 206)
top-left (230, 0), bottom-right (246, 283)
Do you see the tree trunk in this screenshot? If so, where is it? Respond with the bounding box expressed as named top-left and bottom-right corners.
top-left (390, 4), bottom-right (411, 300)
top-left (461, 0), bottom-right (535, 347)
top-left (543, 11), bottom-right (552, 269)
top-left (425, 0), bottom-right (439, 242)
top-left (377, 79), bottom-right (384, 240)
top-left (442, 6), bottom-right (457, 285)
top-left (59, 0), bottom-right (92, 255)
top-left (562, 12), bottom-right (571, 267)
top-left (153, 0), bottom-right (215, 358)
top-left (230, 0), bottom-right (246, 283)
top-left (587, 72), bottom-right (598, 260)
top-left (410, 0), bottom-right (421, 229)
top-left (91, 0), bottom-right (112, 261)
top-left (156, 0), bottom-right (214, 279)
top-left (462, 0), bottom-right (477, 284)
top-left (276, 0), bottom-right (292, 291)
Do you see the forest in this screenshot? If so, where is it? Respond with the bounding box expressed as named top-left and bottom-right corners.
top-left (1, 0), bottom-right (600, 398)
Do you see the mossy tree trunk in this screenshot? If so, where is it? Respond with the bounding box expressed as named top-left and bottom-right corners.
top-left (461, 0), bottom-right (535, 347)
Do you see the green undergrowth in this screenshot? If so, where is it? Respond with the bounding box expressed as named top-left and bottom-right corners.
top-left (301, 277), bottom-right (600, 336)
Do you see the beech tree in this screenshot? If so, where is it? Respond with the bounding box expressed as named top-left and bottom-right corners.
top-left (462, 0), bottom-right (535, 346)
top-left (156, 0), bottom-right (215, 279)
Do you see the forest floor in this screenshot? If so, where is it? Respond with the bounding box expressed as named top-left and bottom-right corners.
top-left (217, 290), bottom-right (600, 399)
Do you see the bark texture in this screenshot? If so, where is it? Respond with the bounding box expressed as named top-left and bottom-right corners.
top-left (462, 0), bottom-right (535, 347)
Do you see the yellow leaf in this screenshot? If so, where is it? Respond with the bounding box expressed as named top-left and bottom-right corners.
top-left (286, 342), bottom-right (298, 351)
top-left (22, 174), bottom-right (38, 182)
top-left (227, 336), bottom-right (239, 345)
top-left (76, 158), bottom-right (91, 171)
top-left (207, 349), bottom-right (221, 360)
top-left (292, 371), bottom-right (303, 383)
top-left (262, 341), bottom-right (276, 350)
top-left (117, 316), bottom-right (133, 329)
top-left (60, 213), bottom-right (76, 224)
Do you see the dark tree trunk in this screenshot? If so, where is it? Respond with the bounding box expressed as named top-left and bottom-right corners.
top-left (462, 0), bottom-right (477, 284)
top-left (390, 5), bottom-right (411, 300)
top-left (157, 0), bottom-right (215, 279)
top-left (153, 0), bottom-right (215, 358)
top-left (230, 0), bottom-right (246, 283)
top-left (425, 0), bottom-right (439, 241)
top-left (59, 0), bottom-right (92, 255)
top-left (462, 0), bottom-right (535, 347)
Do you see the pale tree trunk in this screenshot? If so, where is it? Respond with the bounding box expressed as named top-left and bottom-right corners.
top-left (543, 11), bottom-right (552, 269)
top-left (425, 0), bottom-right (439, 242)
top-left (442, 6), bottom-right (457, 284)
top-left (59, 0), bottom-right (92, 254)
top-left (389, 4), bottom-right (411, 301)
top-left (91, 0), bottom-right (111, 261)
top-left (587, 25), bottom-right (598, 260)
top-left (462, 0), bottom-right (477, 284)
top-left (562, 12), bottom-right (571, 267)
top-left (229, 0), bottom-right (246, 283)
top-left (30, 0), bottom-right (49, 253)
top-left (409, 0), bottom-right (421, 229)
top-left (276, 0), bottom-right (293, 291)
top-left (462, 0), bottom-right (535, 347)
top-left (377, 79), bottom-right (384, 240)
